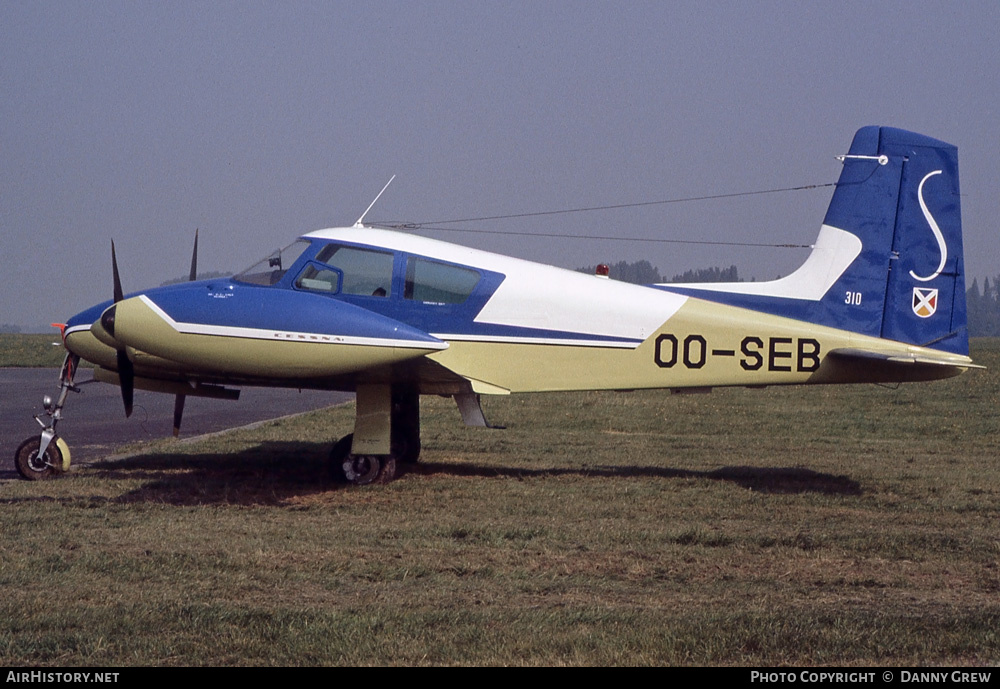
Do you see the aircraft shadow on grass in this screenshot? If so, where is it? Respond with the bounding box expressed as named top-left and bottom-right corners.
top-left (415, 462), bottom-right (862, 496)
top-left (62, 441), bottom-right (862, 506)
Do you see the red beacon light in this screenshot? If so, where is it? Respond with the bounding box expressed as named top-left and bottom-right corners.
top-left (595, 264), bottom-right (610, 279)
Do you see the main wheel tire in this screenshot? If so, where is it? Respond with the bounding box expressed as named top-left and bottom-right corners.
top-left (330, 434), bottom-right (399, 485)
top-left (14, 436), bottom-right (63, 481)
top-left (391, 387), bottom-right (421, 464)
top-left (394, 436), bottom-right (421, 464)
top-left (329, 434), bottom-right (353, 482)
top-left (376, 456), bottom-right (397, 483)
top-left (343, 454), bottom-right (381, 485)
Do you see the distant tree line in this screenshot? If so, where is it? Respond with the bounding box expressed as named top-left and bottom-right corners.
top-left (667, 265), bottom-right (741, 283)
top-left (576, 260), bottom-right (663, 284)
top-left (576, 261), bottom-right (742, 285)
top-left (0, 323), bottom-right (22, 334)
top-left (968, 276), bottom-right (1000, 337)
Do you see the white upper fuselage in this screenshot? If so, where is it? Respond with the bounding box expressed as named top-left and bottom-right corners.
top-left (305, 226), bottom-right (689, 347)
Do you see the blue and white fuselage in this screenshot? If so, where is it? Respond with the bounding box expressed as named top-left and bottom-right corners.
top-left (41, 126), bottom-right (978, 484)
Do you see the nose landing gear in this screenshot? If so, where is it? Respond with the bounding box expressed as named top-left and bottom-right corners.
top-left (14, 435), bottom-right (70, 480)
top-left (14, 354), bottom-right (80, 480)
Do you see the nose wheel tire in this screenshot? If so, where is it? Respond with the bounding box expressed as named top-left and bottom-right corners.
top-left (14, 437), bottom-right (65, 481)
top-left (330, 434), bottom-right (398, 485)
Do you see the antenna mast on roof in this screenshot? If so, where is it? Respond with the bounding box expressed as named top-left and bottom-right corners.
top-left (354, 175), bottom-right (396, 228)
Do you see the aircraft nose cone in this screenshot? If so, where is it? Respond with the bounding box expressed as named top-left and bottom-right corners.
top-left (100, 304), bottom-right (117, 337)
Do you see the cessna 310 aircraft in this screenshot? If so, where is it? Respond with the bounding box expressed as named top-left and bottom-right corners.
top-left (16, 126), bottom-right (980, 485)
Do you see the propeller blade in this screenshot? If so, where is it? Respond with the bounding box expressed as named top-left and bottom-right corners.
top-left (173, 394), bottom-right (186, 437)
top-left (116, 349), bottom-right (134, 418)
top-left (111, 240), bottom-right (132, 417)
top-left (112, 241), bottom-right (124, 303)
top-left (188, 229), bottom-right (199, 282)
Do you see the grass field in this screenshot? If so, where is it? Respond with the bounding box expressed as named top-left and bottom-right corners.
top-left (1, 340), bottom-right (998, 666)
top-left (0, 333), bottom-right (71, 368)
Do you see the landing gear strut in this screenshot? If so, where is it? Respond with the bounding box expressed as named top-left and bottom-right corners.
top-left (15, 354), bottom-right (80, 480)
top-left (331, 384), bottom-right (420, 485)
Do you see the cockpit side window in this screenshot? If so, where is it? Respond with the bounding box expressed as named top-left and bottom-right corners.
top-left (298, 244), bottom-right (394, 297)
top-left (295, 264), bottom-right (342, 293)
top-left (404, 257), bottom-right (480, 304)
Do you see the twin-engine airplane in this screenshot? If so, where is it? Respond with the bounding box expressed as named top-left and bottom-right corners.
top-left (16, 126), bottom-right (979, 484)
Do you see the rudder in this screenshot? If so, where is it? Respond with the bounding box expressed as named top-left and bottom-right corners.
top-left (875, 128), bottom-right (966, 354)
top-left (820, 126), bottom-right (967, 354)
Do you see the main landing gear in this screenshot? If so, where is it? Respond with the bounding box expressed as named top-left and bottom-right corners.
top-left (14, 354), bottom-right (80, 480)
top-left (331, 384), bottom-right (421, 486)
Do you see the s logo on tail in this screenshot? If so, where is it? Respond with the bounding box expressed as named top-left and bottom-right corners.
top-left (909, 170), bottom-right (948, 282)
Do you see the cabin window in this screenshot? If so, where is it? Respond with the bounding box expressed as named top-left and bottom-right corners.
top-left (300, 244), bottom-right (394, 297)
top-left (404, 258), bottom-right (480, 304)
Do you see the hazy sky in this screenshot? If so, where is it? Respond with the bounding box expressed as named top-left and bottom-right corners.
top-left (3, 1), bottom-right (998, 330)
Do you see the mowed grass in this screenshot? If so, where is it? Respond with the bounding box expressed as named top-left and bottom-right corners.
top-left (0, 333), bottom-right (70, 368)
top-left (1, 340), bottom-right (998, 666)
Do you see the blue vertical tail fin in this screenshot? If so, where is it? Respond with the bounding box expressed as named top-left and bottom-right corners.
top-left (868, 128), bottom-right (966, 354)
top-left (661, 126), bottom-right (968, 355)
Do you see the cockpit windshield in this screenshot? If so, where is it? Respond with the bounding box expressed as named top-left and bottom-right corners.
top-left (234, 240), bottom-right (310, 286)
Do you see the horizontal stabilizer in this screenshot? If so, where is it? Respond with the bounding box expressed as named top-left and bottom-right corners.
top-left (828, 348), bottom-right (983, 370)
